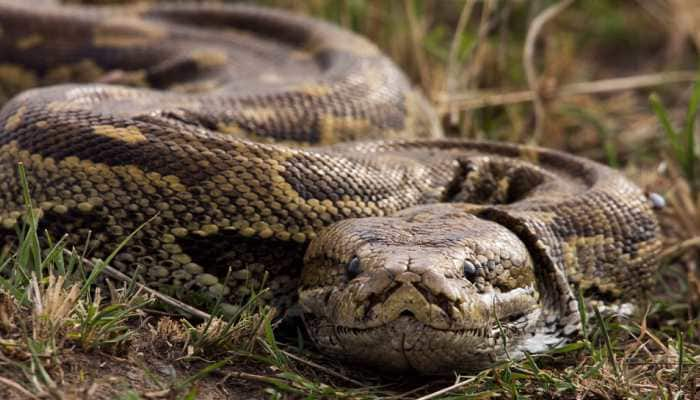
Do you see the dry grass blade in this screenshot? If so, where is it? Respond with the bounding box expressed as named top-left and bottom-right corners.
top-left (0, 376), bottom-right (39, 400)
top-left (439, 70), bottom-right (698, 111)
top-left (634, 0), bottom-right (672, 28)
top-left (458, 0), bottom-right (497, 133)
top-left (219, 370), bottom-right (287, 385)
top-left (403, 0), bottom-right (431, 95)
top-left (61, 248), bottom-right (211, 320)
top-left (414, 375), bottom-right (479, 400)
top-left (667, 0), bottom-right (700, 53)
top-left (660, 236), bottom-right (700, 262)
top-left (464, 0), bottom-right (497, 88)
top-left (30, 273), bottom-right (80, 342)
top-left (279, 350), bottom-right (365, 387)
top-left (559, 71), bottom-right (698, 97)
top-left (185, 311), bottom-right (269, 356)
top-left (0, 291), bottom-right (16, 332)
top-left (445, 0), bottom-right (475, 123)
top-left (445, 0), bottom-right (475, 94)
top-left (523, 0), bottom-right (575, 142)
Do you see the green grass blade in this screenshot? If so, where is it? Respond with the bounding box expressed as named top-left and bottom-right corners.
top-left (650, 93), bottom-right (684, 166)
top-left (78, 214), bottom-right (157, 299)
top-left (677, 330), bottom-right (684, 387)
top-left (174, 357), bottom-right (232, 391)
top-left (16, 164), bottom-right (42, 278)
top-left (593, 308), bottom-right (620, 379)
top-left (683, 79), bottom-right (700, 193)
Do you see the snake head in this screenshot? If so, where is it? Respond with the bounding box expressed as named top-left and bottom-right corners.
top-left (299, 204), bottom-right (546, 373)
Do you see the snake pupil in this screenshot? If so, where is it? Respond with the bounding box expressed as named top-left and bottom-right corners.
top-left (463, 260), bottom-right (478, 281)
top-left (346, 256), bottom-right (362, 279)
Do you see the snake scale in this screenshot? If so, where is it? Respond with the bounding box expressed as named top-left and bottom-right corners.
top-left (0, 1), bottom-right (661, 373)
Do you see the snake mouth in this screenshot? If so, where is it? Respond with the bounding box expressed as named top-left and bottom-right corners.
top-left (335, 318), bottom-right (489, 339)
top-left (301, 284), bottom-right (542, 372)
top-left (333, 307), bottom-right (531, 339)
top-left (329, 315), bottom-right (507, 373)
top-left (309, 293), bottom-right (544, 374)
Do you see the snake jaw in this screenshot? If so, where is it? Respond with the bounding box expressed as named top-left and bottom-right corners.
top-left (303, 304), bottom-right (543, 373)
top-left (301, 286), bottom-right (543, 373)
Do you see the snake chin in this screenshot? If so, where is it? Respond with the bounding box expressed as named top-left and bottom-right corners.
top-left (304, 313), bottom-right (539, 373)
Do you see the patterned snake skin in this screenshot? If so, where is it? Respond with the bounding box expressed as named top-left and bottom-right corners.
top-left (0, 1), bottom-right (661, 373)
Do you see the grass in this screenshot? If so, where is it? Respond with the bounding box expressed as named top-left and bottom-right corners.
top-left (650, 79), bottom-right (700, 197)
top-left (0, 167), bottom-right (278, 398)
top-left (1, 0), bottom-right (700, 399)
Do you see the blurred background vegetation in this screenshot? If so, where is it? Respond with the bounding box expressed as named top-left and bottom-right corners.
top-left (259, 1), bottom-right (697, 160)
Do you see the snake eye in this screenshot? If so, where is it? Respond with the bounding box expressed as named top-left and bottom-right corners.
top-left (463, 260), bottom-right (478, 281)
top-left (346, 256), bottom-right (362, 279)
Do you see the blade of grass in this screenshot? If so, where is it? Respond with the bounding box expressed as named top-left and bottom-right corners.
top-left (173, 356), bottom-right (232, 392)
top-left (78, 214), bottom-right (157, 299)
top-left (683, 79), bottom-right (700, 193)
top-left (677, 330), bottom-right (684, 387)
top-left (650, 93), bottom-right (683, 163)
top-left (594, 308), bottom-right (620, 379)
top-left (17, 164), bottom-right (42, 278)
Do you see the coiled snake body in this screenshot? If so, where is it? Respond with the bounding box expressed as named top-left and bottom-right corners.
top-left (0, 1), bottom-right (660, 373)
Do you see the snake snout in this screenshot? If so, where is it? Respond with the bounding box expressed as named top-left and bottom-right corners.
top-left (350, 263), bottom-right (475, 330)
top-left (376, 280), bottom-right (454, 329)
